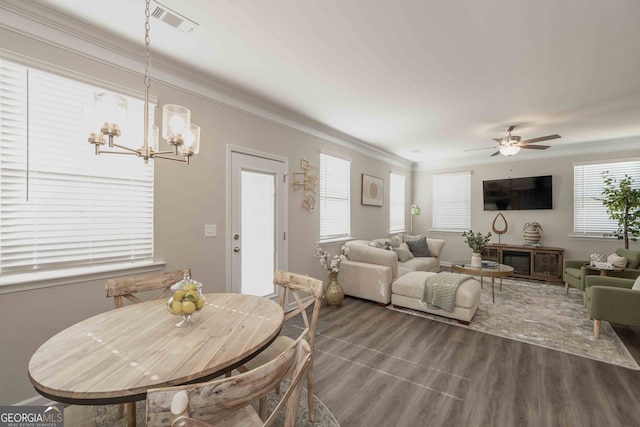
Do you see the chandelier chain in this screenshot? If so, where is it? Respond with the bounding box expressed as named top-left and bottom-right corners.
top-left (144, 0), bottom-right (151, 90)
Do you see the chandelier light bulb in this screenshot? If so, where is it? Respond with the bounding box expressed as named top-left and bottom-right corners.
top-left (162, 104), bottom-right (191, 143)
top-left (94, 92), bottom-right (127, 137)
top-left (499, 145), bottom-right (521, 156)
top-left (169, 115), bottom-right (185, 134)
top-left (181, 124), bottom-right (201, 156)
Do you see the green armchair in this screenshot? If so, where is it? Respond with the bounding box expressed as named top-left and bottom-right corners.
top-left (585, 274), bottom-right (640, 339)
top-left (563, 248), bottom-right (640, 297)
top-left (563, 259), bottom-right (596, 294)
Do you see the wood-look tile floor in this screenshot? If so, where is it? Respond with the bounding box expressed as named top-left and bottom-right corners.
top-left (313, 297), bottom-right (640, 427)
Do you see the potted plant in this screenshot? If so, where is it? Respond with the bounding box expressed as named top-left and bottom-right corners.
top-left (596, 173), bottom-right (640, 249)
top-left (462, 230), bottom-right (492, 267)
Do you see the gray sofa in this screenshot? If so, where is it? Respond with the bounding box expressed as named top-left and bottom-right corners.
top-left (337, 235), bottom-right (445, 305)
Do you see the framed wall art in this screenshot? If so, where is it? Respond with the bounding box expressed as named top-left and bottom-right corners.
top-left (361, 174), bottom-right (383, 206)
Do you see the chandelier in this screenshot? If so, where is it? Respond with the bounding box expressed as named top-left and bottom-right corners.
top-left (87, 0), bottom-right (200, 164)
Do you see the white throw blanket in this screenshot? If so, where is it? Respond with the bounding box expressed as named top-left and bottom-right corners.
top-left (423, 273), bottom-right (472, 312)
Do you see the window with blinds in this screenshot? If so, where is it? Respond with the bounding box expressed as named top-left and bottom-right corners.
top-left (389, 171), bottom-right (405, 233)
top-left (0, 59), bottom-right (154, 276)
top-left (432, 171), bottom-right (471, 232)
top-left (573, 160), bottom-right (640, 235)
top-left (319, 152), bottom-right (351, 241)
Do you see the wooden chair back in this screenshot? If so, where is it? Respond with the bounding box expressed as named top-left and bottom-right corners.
top-left (146, 334), bottom-right (312, 427)
top-left (105, 269), bottom-right (191, 308)
top-left (273, 270), bottom-right (324, 351)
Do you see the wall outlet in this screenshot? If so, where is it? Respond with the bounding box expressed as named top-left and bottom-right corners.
top-left (204, 224), bottom-right (217, 237)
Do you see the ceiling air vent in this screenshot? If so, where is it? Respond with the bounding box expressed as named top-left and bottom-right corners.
top-left (150, 0), bottom-right (199, 34)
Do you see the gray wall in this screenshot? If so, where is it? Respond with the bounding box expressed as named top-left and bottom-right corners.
top-left (412, 151), bottom-right (640, 264)
top-left (0, 27), bottom-right (411, 403)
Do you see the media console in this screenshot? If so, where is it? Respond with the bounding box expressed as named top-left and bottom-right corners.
top-left (481, 244), bottom-right (564, 284)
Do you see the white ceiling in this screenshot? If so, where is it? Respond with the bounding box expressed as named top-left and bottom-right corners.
top-left (31, 0), bottom-right (640, 167)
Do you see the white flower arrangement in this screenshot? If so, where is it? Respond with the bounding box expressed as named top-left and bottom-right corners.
top-left (315, 244), bottom-right (350, 276)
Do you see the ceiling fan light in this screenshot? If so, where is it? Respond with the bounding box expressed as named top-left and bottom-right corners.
top-left (499, 145), bottom-right (521, 156)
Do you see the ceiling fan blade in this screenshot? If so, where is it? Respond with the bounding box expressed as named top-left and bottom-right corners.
top-left (520, 134), bottom-right (561, 145)
top-left (521, 144), bottom-right (550, 150)
top-left (490, 150), bottom-right (502, 157)
top-left (464, 146), bottom-right (497, 152)
top-left (492, 138), bottom-right (503, 143)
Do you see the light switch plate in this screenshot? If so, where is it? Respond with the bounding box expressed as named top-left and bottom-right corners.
top-left (204, 224), bottom-right (217, 237)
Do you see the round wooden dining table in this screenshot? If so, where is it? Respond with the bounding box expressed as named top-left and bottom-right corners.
top-left (28, 293), bottom-right (284, 426)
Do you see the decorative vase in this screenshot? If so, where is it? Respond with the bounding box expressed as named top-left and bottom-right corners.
top-left (471, 252), bottom-right (482, 267)
top-left (325, 273), bottom-right (344, 307)
top-left (523, 222), bottom-right (543, 244)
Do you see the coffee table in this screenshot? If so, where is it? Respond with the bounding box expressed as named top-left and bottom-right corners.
top-left (451, 261), bottom-right (514, 303)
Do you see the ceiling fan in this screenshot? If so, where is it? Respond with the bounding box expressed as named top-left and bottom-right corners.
top-left (468, 125), bottom-right (561, 157)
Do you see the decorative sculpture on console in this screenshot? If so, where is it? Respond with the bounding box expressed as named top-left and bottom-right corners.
top-left (491, 213), bottom-right (508, 245)
top-left (523, 222), bottom-right (543, 246)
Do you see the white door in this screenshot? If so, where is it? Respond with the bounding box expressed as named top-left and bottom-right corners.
top-left (230, 150), bottom-right (287, 296)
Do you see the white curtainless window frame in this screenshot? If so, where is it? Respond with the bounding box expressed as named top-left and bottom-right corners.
top-left (573, 159), bottom-right (640, 236)
top-left (389, 171), bottom-right (406, 233)
top-left (432, 171), bottom-right (471, 232)
top-left (0, 58), bottom-right (155, 281)
top-left (319, 152), bottom-right (351, 241)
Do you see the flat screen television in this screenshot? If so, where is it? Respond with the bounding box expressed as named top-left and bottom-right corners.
top-left (483, 175), bottom-right (552, 211)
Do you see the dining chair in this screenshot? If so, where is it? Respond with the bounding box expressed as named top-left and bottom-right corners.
top-left (237, 270), bottom-right (324, 422)
top-left (145, 333), bottom-right (312, 427)
top-left (105, 268), bottom-right (190, 420)
top-left (105, 268), bottom-right (191, 308)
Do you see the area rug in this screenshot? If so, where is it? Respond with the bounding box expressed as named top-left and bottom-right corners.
top-left (388, 278), bottom-right (639, 370)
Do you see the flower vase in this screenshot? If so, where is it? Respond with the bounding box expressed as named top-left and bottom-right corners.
top-left (325, 272), bottom-right (344, 307)
top-left (471, 252), bottom-right (482, 267)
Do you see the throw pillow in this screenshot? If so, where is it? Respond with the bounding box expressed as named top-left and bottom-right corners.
top-left (403, 234), bottom-right (424, 243)
top-left (393, 245), bottom-right (414, 263)
top-left (369, 241), bottom-right (392, 251)
top-left (633, 276), bottom-right (640, 291)
top-left (607, 253), bottom-right (628, 268)
top-left (406, 237), bottom-right (431, 257)
top-left (390, 234), bottom-right (403, 248)
top-left (590, 253), bottom-right (607, 264)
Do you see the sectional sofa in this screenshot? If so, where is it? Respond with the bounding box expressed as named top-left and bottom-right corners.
top-left (336, 234), bottom-right (445, 305)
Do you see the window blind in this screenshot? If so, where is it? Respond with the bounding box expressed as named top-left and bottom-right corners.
top-left (389, 171), bottom-right (405, 233)
top-left (432, 171), bottom-right (471, 231)
top-left (0, 59), bottom-right (154, 275)
top-left (319, 152), bottom-right (350, 241)
top-left (573, 160), bottom-right (640, 235)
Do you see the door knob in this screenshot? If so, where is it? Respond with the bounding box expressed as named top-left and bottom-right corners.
top-left (233, 247), bottom-right (241, 253)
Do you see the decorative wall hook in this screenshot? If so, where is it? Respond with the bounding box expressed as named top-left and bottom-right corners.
top-left (294, 158), bottom-right (318, 212)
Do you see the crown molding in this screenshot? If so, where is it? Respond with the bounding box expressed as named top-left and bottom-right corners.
top-left (0, 0), bottom-right (413, 170)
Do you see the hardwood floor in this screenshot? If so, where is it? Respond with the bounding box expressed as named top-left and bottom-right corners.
top-left (313, 297), bottom-right (640, 427)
